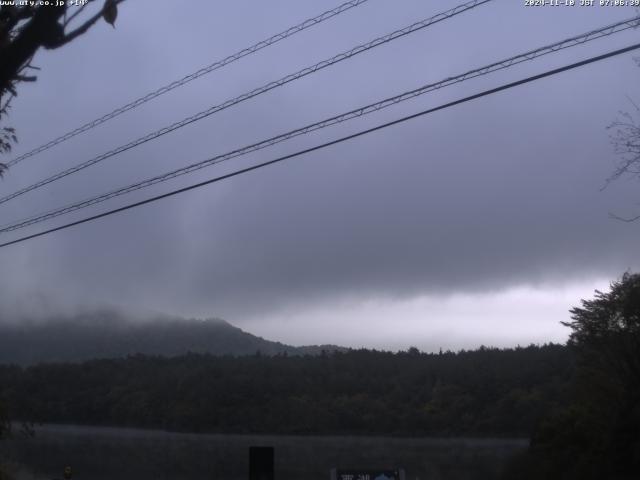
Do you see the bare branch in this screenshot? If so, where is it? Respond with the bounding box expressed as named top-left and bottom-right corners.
top-left (14, 74), bottom-right (36, 82)
top-left (606, 100), bottom-right (640, 187)
top-left (63, 1), bottom-right (93, 28)
top-left (0, 6), bottom-right (35, 37)
top-left (52, 0), bottom-right (125, 48)
top-left (608, 211), bottom-right (640, 223)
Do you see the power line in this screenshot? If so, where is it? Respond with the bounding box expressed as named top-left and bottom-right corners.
top-left (0, 0), bottom-right (491, 206)
top-left (5, 0), bottom-right (373, 168)
top-left (2, 15), bottom-right (637, 234)
top-left (2, 41), bottom-right (639, 249)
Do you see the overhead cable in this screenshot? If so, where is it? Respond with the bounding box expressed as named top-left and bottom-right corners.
top-left (0, 0), bottom-right (492, 205)
top-left (2, 14), bottom-right (637, 233)
top-left (2, 41), bottom-right (639, 248)
top-left (5, 0), bottom-right (373, 168)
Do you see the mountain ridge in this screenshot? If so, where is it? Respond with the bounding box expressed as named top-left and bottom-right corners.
top-left (0, 308), bottom-right (346, 365)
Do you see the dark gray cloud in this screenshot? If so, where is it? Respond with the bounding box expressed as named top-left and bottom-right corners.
top-left (1, 0), bottom-right (639, 345)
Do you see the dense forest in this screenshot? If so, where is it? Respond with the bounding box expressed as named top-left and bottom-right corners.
top-left (0, 344), bottom-right (571, 437)
top-left (1, 274), bottom-right (638, 480)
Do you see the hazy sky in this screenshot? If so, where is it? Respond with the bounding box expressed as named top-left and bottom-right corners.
top-left (1, 0), bottom-right (639, 350)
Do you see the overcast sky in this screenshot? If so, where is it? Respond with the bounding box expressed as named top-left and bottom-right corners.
top-left (1, 0), bottom-right (639, 350)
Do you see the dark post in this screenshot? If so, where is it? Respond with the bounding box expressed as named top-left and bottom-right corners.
top-left (249, 446), bottom-right (274, 480)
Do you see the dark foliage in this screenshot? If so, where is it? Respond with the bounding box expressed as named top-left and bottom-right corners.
top-left (0, 1), bottom-right (124, 172)
top-left (0, 344), bottom-right (571, 437)
top-left (0, 397), bottom-right (7, 438)
top-left (505, 273), bottom-right (640, 480)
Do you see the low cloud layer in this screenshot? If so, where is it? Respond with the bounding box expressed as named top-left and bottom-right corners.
top-left (1, 1), bottom-right (639, 346)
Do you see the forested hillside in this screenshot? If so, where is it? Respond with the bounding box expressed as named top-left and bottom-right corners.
top-left (0, 344), bottom-right (572, 436)
top-left (0, 310), bottom-right (342, 364)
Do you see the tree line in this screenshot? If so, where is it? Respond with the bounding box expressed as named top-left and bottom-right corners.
top-left (0, 344), bottom-right (572, 437)
top-left (1, 273), bottom-right (638, 479)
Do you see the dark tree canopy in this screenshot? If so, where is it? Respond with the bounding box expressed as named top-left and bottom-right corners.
top-left (0, 0), bottom-right (123, 176)
top-left (0, 345), bottom-right (572, 437)
top-left (564, 272), bottom-right (640, 396)
top-left (513, 273), bottom-right (640, 480)
top-left (565, 272), bottom-right (640, 345)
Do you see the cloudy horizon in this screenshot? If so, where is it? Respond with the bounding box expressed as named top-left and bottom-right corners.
top-left (1, 0), bottom-right (639, 351)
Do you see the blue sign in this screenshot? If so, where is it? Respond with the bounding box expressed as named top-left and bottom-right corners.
top-left (332, 469), bottom-right (404, 480)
